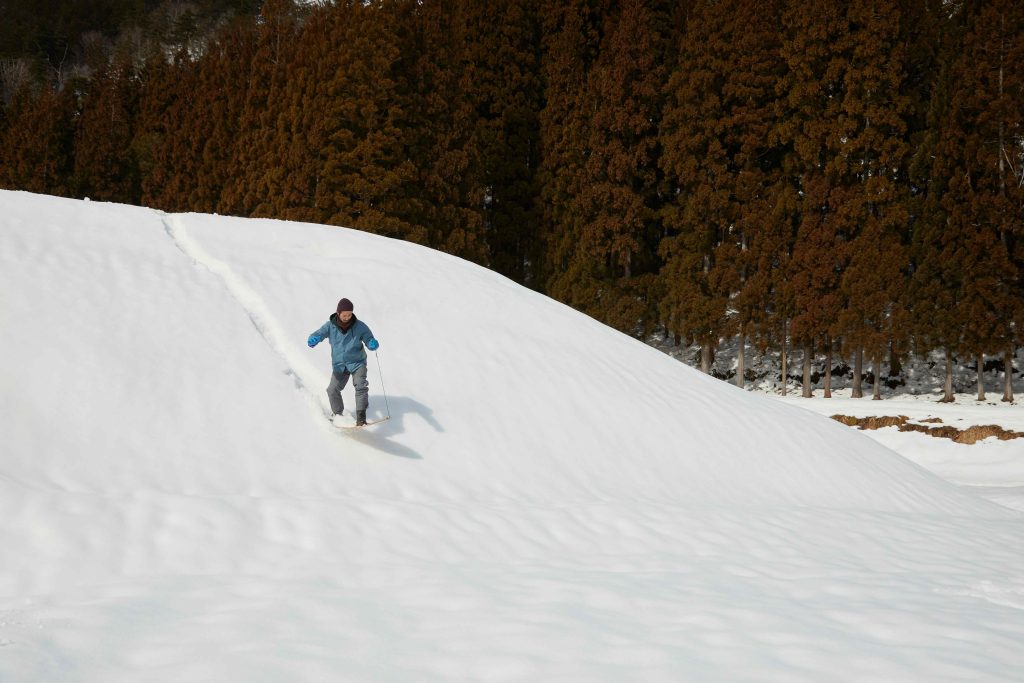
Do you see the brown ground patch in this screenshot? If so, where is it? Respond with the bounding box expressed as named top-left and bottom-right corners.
top-left (830, 415), bottom-right (1024, 445)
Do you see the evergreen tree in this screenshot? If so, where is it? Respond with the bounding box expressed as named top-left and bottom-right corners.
top-left (397, 0), bottom-right (487, 262)
top-left (187, 18), bottom-right (256, 214)
top-left (833, 0), bottom-right (913, 400)
top-left (659, 0), bottom-right (786, 376)
top-left (458, 0), bottom-right (543, 283)
top-left (909, 3), bottom-right (967, 402)
top-left (777, 1), bottom-right (847, 394)
top-left (231, 0), bottom-right (320, 221)
top-left (134, 52), bottom-right (185, 210)
top-left (137, 19), bottom-right (254, 213)
top-left (536, 0), bottom-right (612, 298)
top-left (0, 86), bottom-right (76, 196)
top-left (938, 0), bottom-right (1023, 401)
top-left (726, 0), bottom-right (790, 389)
top-left (658, 0), bottom-right (733, 372)
top-left (550, 0), bottom-right (671, 333)
top-left (138, 49), bottom-right (200, 212)
top-left (779, 0), bottom-right (912, 399)
top-left (313, 0), bottom-right (421, 241)
top-left (217, 0), bottom-right (303, 217)
top-left (73, 59), bottom-right (140, 203)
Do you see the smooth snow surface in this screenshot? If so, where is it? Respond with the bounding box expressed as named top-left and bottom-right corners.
top-left (771, 391), bottom-right (1024, 510)
top-left (2, 191), bottom-right (1023, 681)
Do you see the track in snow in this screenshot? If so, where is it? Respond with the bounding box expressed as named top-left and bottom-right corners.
top-left (161, 213), bottom-right (333, 425)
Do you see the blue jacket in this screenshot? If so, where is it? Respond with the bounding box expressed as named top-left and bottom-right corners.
top-left (311, 314), bottom-right (376, 372)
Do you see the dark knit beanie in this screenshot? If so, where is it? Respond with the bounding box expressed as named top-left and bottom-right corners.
top-left (337, 298), bottom-right (354, 313)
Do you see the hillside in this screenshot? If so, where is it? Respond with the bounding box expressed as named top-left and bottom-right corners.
top-left (1, 191), bottom-right (1023, 681)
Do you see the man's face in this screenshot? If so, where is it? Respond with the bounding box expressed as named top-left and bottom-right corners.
top-left (339, 311), bottom-right (353, 323)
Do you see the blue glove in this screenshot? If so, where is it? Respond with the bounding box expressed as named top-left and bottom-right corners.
top-left (308, 334), bottom-right (321, 348)
top-left (367, 338), bottom-right (379, 351)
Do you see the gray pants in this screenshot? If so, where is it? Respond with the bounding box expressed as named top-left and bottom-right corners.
top-left (327, 365), bottom-right (368, 415)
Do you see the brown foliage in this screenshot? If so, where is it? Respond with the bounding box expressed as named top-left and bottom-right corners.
top-left (0, 0), bottom-right (1019, 374)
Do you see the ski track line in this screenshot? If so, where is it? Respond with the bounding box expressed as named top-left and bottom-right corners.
top-left (160, 213), bottom-right (333, 426)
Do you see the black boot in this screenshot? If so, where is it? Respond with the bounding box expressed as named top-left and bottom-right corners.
top-left (356, 410), bottom-right (367, 427)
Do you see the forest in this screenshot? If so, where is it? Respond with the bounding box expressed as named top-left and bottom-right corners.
top-left (1, 0), bottom-right (1021, 401)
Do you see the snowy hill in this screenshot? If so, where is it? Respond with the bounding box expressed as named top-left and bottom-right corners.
top-left (2, 190), bottom-right (1023, 681)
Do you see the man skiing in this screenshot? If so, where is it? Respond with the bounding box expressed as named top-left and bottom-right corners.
top-left (307, 298), bottom-right (379, 427)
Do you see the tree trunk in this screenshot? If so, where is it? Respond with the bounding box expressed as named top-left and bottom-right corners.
top-left (940, 348), bottom-right (955, 402)
top-left (852, 347), bottom-right (863, 398)
top-left (1002, 347), bottom-right (1014, 403)
top-left (889, 340), bottom-right (901, 380)
top-left (872, 354), bottom-right (882, 400)
top-left (824, 340), bottom-right (833, 399)
top-left (802, 344), bottom-right (813, 398)
top-left (780, 320), bottom-right (788, 396)
top-left (736, 330), bottom-right (746, 389)
top-left (700, 342), bottom-right (714, 375)
top-left (977, 354), bottom-right (986, 401)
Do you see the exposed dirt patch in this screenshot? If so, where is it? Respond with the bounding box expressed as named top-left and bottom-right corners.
top-left (832, 415), bottom-right (908, 430)
top-left (830, 415), bottom-right (1024, 445)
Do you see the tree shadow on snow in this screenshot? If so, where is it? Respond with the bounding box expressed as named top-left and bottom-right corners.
top-left (340, 395), bottom-right (442, 460)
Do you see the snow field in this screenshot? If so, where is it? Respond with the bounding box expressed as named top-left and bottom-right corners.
top-left (1, 190), bottom-right (1023, 681)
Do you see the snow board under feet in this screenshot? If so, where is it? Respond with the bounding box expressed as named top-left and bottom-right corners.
top-left (330, 415), bottom-right (391, 430)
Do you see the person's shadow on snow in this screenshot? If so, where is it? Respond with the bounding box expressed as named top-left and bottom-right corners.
top-left (342, 395), bottom-right (442, 460)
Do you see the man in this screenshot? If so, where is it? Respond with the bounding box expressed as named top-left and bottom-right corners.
top-left (308, 298), bottom-right (379, 426)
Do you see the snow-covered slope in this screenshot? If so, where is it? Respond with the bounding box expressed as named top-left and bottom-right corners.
top-left (2, 191), bottom-right (1023, 681)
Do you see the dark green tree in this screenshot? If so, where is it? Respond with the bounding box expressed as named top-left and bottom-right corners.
top-left (659, 0), bottom-right (786, 378)
top-left (0, 86), bottom-right (76, 196)
top-left (907, 2), bottom-right (967, 402)
top-left (833, 0), bottom-right (913, 400)
top-left (939, 0), bottom-right (1024, 401)
top-left (536, 0), bottom-right (612, 299)
top-left (217, 0), bottom-right (303, 217)
top-left (395, 0), bottom-right (487, 261)
top-left (458, 0), bottom-right (543, 283)
top-left (550, 0), bottom-right (671, 334)
top-left (73, 59), bottom-right (140, 203)
top-left (312, 1), bottom-right (421, 241)
top-left (778, 0), bottom-right (913, 399)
